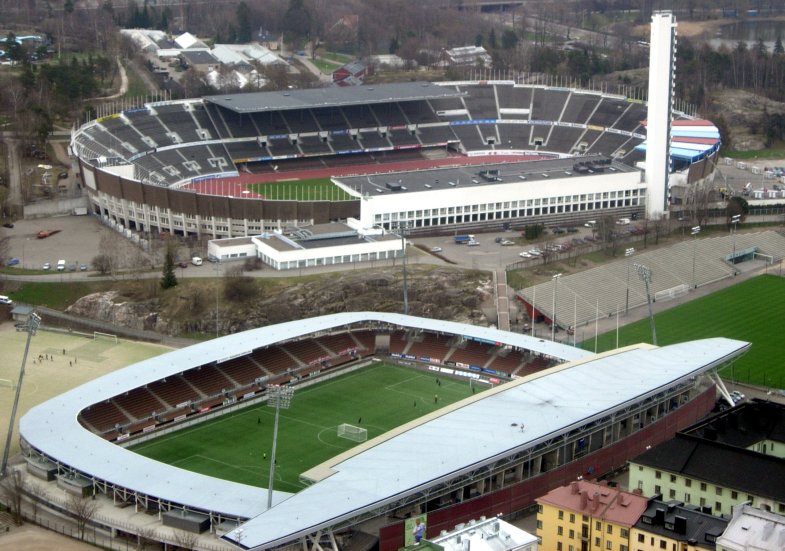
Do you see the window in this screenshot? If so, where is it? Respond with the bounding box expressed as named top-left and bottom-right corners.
top-left (595, 537), bottom-right (601, 546)
top-left (669, 489), bottom-right (676, 498)
top-left (621, 528), bottom-right (629, 539)
top-left (670, 474), bottom-right (677, 483)
top-left (700, 482), bottom-right (707, 491)
top-left (685, 479), bottom-right (691, 487)
top-left (716, 502), bottom-right (722, 513)
top-left (557, 543), bottom-right (562, 551)
top-left (660, 540), bottom-right (667, 549)
top-left (620, 546), bottom-right (628, 551)
top-left (569, 529), bottom-right (574, 539)
top-left (570, 513), bottom-right (575, 523)
top-left (558, 526), bottom-right (563, 536)
top-left (637, 534), bottom-right (645, 543)
top-left (607, 525), bottom-right (613, 535)
top-left (538, 504), bottom-right (543, 513)
top-left (716, 487), bottom-right (723, 496)
top-left (559, 510), bottom-right (564, 520)
top-left (685, 493), bottom-right (691, 502)
top-left (536, 520), bottom-right (543, 530)
top-left (655, 485), bottom-right (661, 495)
top-left (596, 521), bottom-right (602, 531)
top-left (606, 542), bottom-right (612, 550)
top-left (731, 491), bottom-right (738, 500)
top-left (655, 471), bottom-right (661, 479)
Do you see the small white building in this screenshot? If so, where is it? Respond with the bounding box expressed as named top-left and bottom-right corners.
top-left (429, 516), bottom-right (538, 551)
top-left (207, 222), bottom-right (404, 270)
top-left (716, 504), bottom-right (785, 550)
top-left (443, 45), bottom-right (493, 67)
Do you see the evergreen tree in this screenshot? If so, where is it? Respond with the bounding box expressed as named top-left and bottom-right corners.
top-left (235, 2), bottom-right (253, 43)
top-left (160, 250), bottom-right (178, 289)
top-left (775, 36), bottom-right (784, 55)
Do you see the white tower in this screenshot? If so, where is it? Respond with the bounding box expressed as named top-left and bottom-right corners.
top-left (645, 11), bottom-right (677, 219)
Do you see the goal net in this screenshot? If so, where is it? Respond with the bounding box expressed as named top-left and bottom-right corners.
top-left (337, 423), bottom-right (367, 443)
top-left (93, 331), bottom-right (118, 344)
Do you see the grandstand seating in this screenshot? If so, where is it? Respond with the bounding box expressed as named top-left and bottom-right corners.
top-left (449, 340), bottom-right (493, 368)
top-left (190, 104), bottom-right (217, 138)
top-left (298, 135), bottom-right (333, 155)
top-left (388, 330), bottom-right (408, 354)
top-left (252, 346), bottom-right (298, 373)
top-left (428, 89), bottom-right (464, 112)
top-left (417, 125), bottom-right (459, 145)
top-left (342, 104), bottom-right (381, 128)
top-left (407, 332), bottom-right (453, 361)
top-left (488, 349), bottom-right (527, 374)
top-left (388, 129), bottom-right (420, 147)
top-left (370, 103), bottom-right (408, 126)
top-left (101, 118), bottom-right (149, 154)
top-left (496, 124), bottom-right (532, 149)
top-left (280, 339), bottom-right (329, 365)
top-left (182, 366), bottom-right (234, 397)
top-left (317, 332), bottom-right (361, 356)
top-left (328, 133), bottom-right (358, 153)
top-left (531, 89), bottom-right (569, 122)
top-left (516, 356), bottom-right (553, 377)
top-left (495, 85), bottom-right (532, 115)
top-left (125, 109), bottom-right (171, 145)
top-left (350, 330), bottom-right (376, 354)
top-left (155, 104), bottom-right (204, 143)
top-left (281, 110), bottom-right (319, 134)
top-left (267, 138), bottom-right (300, 157)
top-left (560, 93), bottom-right (601, 125)
top-left (79, 401), bottom-right (130, 433)
top-left (546, 126), bottom-right (583, 153)
top-left (612, 102), bottom-right (647, 132)
top-left (461, 85), bottom-right (498, 120)
top-left (148, 376), bottom-right (194, 408)
top-left (312, 107), bottom-right (348, 131)
top-left (217, 356), bottom-right (266, 386)
top-left (113, 388), bottom-right (166, 420)
top-left (224, 140), bottom-right (268, 160)
top-left (358, 131), bottom-right (392, 149)
top-left (400, 100), bottom-right (440, 124)
top-left (450, 124), bottom-right (487, 151)
top-left (252, 110), bottom-right (290, 136)
top-left (587, 132), bottom-right (634, 156)
top-left (587, 98), bottom-right (627, 128)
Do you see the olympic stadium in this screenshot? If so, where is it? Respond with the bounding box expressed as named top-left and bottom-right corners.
top-left (18, 312), bottom-right (748, 551)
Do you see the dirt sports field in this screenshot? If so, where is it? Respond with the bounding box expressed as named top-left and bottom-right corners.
top-left (0, 322), bottom-right (170, 459)
top-left (0, 322), bottom-right (170, 550)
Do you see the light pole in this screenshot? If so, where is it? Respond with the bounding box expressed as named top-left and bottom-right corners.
top-left (267, 385), bottom-right (294, 509)
top-left (214, 261), bottom-right (221, 337)
top-left (691, 226), bottom-right (701, 289)
top-left (1, 312), bottom-right (41, 478)
top-left (624, 247), bottom-right (635, 314)
top-left (394, 222), bottom-right (410, 315)
top-left (551, 273), bottom-right (561, 341)
top-left (730, 214), bottom-right (741, 274)
top-left (634, 263), bottom-right (657, 346)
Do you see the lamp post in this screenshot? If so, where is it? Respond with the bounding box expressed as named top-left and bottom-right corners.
top-left (730, 214), bottom-right (741, 274)
top-left (551, 273), bottom-right (562, 341)
top-left (634, 263), bottom-right (657, 346)
top-left (624, 247), bottom-right (635, 314)
top-left (267, 385), bottom-right (294, 509)
top-left (691, 226), bottom-right (701, 289)
top-left (214, 261), bottom-right (222, 337)
top-left (1, 312), bottom-right (41, 478)
top-left (394, 222), bottom-right (410, 315)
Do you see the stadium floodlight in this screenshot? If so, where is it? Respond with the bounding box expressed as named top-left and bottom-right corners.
top-left (625, 247), bottom-right (635, 315)
top-left (267, 385), bottom-right (294, 509)
top-left (691, 226), bottom-right (701, 289)
top-left (393, 222), bottom-right (410, 315)
top-left (1, 312), bottom-right (41, 479)
top-left (731, 214), bottom-right (741, 274)
top-left (551, 273), bottom-right (562, 342)
top-left (634, 263), bottom-right (657, 346)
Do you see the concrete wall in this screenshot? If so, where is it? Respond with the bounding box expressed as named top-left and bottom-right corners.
top-left (23, 196), bottom-right (90, 219)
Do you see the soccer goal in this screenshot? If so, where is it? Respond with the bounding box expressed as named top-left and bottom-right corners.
top-left (93, 331), bottom-right (118, 344)
top-left (337, 423), bottom-right (367, 443)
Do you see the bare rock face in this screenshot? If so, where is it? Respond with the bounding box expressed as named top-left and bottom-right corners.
top-left (66, 291), bottom-right (162, 332)
top-left (65, 267), bottom-right (491, 336)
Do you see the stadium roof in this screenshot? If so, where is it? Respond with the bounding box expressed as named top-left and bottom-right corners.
top-left (203, 82), bottom-right (463, 114)
top-left (635, 119), bottom-right (721, 163)
top-left (19, 313), bottom-right (587, 520)
top-left (223, 337), bottom-right (748, 550)
top-left (336, 156), bottom-right (636, 196)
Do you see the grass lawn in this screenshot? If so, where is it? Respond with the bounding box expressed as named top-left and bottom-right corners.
top-left (311, 57), bottom-right (341, 74)
top-left (321, 51), bottom-right (354, 64)
top-left (246, 177), bottom-right (354, 201)
top-left (584, 275), bottom-right (785, 388)
top-left (130, 363), bottom-right (481, 491)
top-left (9, 281), bottom-right (113, 309)
top-left (722, 144), bottom-right (785, 160)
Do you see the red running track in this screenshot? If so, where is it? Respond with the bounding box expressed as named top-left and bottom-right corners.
top-left (180, 154), bottom-right (549, 199)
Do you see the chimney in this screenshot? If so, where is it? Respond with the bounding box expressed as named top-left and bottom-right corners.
top-left (592, 492), bottom-right (601, 512)
top-left (580, 490), bottom-right (588, 509)
top-left (571, 481), bottom-right (580, 495)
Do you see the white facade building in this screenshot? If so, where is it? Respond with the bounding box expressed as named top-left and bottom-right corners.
top-left (429, 516), bottom-right (538, 551)
top-left (716, 504), bottom-right (785, 550)
top-left (645, 11), bottom-right (677, 219)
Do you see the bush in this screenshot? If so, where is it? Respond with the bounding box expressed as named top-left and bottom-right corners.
top-left (223, 266), bottom-right (257, 302)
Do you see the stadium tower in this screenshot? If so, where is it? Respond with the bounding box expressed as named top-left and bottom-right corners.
top-left (645, 11), bottom-right (677, 219)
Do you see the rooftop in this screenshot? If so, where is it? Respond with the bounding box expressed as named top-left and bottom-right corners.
top-left (719, 504), bottom-right (785, 549)
top-left (203, 81), bottom-right (462, 114)
top-left (537, 480), bottom-right (648, 527)
top-left (635, 498), bottom-right (728, 548)
top-left (336, 155), bottom-right (636, 197)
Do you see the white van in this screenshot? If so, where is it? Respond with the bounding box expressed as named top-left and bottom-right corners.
top-left (191, 256), bottom-right (203, 266)
top-left (616, 218), bottom-right (631, 225)
top-left (0, 295), bottom-right (12, 305)
top-left (56, 259), bottom-right (66, 271)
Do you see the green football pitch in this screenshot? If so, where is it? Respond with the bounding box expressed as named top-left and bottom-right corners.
top-left (245, 177), bottom-right (353, 201)
top-left (586, 274), bottom-right (785, 389)
top-left (130, 363), bottom-right (481, 492)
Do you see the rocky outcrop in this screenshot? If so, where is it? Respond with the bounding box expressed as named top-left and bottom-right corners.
top-left (66, 291), bottom-right (163, 332)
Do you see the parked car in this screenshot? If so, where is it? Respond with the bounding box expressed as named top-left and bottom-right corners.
top-left (467, 240), bottom-right (480, 246)
top-left (519, 252), bottom-right (532, 258)
top-left (500, 240), bottom-right (515, 246)
top-left (2, 222), bottom-right (14, 228)
top-left (79, 264), bottom-right (88, 271)
top-left (430, 246), bottom-right (443, 253)
top-left (178, 261), bottom-right (189, 268)
top-left (5, 257), bottom-right (20, 266)
top-left (42, 262), bottom-right (51, 270)
top-left (0, 295), bottom-right (13, 305)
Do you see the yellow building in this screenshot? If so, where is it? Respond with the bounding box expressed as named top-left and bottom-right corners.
top-left (536, 480), bottom-right (648, 551)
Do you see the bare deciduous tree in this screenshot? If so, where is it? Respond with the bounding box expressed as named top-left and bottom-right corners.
top-left (173, 529), bottom-right (200, 550)
top-left (0, 469), bottom-right (26, 525)
top-left (66, 492), bottom-right (99, 540)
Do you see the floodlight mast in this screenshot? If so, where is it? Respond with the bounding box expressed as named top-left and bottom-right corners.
top-left (551, 273), bottom-right (562, 341)
top-left (267, 385), bottom-right (294, 509)
top-left (691, 226), bottom-right (701, 289)
top-left (395, 222), bottom-right (410, 315)
top-left (634, 264), bottom-right (657, 346)
top-left (624, 248), bottom-right (635, 314)
top-left (1, 312), bottom-right (41, 479)
top-left (731, 214), bottom-right (741, 274)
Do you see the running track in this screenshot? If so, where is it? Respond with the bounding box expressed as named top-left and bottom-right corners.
top-left (180, 154), bottom-right (550, 199)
